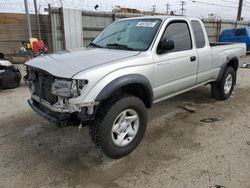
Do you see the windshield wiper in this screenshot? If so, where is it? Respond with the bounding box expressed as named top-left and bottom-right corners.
top-left (95, 25), bottom-right (129, 44)
top-left (88, 42), bottom-right (103, 48)
top-left (106, 43), bottom-right (136, 51)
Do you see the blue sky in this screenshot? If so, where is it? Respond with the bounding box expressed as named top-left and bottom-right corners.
top-left (1, 0), bottom-right (250, 20)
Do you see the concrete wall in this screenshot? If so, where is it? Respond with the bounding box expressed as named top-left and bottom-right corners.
top-left (0, 13), bottom-right (52, 55)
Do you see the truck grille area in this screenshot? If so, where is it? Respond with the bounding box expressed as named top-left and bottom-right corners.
top-left (29, 68), bottom-right (58, 105)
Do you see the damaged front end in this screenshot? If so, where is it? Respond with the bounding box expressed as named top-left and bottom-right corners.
top-left (26, 66), bottom-right (97, 126)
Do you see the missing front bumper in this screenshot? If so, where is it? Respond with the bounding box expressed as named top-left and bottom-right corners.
top-left (28, 99), bottom-right (73, 126)
top-left (28, 98), bottom-right (96, 126)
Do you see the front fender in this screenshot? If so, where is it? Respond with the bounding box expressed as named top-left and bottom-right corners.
top-left (96, 74), bottom-right (153, 104)
top-left (81, 65), bottom-right (154, 105)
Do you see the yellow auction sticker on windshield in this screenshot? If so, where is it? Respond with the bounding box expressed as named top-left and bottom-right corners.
top-left (136, 22), bottom-right (157, 27)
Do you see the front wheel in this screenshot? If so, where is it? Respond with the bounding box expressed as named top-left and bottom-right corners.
top-left (211, 66), bottom-right (236, 100)
top-left (89, 94), bottom-right (148, 159)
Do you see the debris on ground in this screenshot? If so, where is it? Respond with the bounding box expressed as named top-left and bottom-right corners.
top-left (178, 104), bottom-right (196, 113)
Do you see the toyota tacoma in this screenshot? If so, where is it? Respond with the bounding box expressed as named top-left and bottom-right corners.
top-left (25, 16), bottom-right (246, 159)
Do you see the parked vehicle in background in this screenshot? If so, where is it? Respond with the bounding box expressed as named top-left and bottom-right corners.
top-left (20, 38), bottom-right (48, 58)
top-left (25, 16), bottom-right (246, 159)
top-left (219, 27), bottom-right (250, 51)
top-left (0, 53), bottom-right (21, 89)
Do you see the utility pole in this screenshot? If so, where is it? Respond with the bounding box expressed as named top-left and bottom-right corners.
top-left (180, 1), bottom-right (186, 16)
top-left (237, 0), bottom-right (243, 21)
top-left (152, 5), bottom-right (156, 14)
top-left (24, 0), bottom-right (32, 39)
top-left (166, 3), bottom-right (170, 15)
top-left (60, 0), bottom-right (63, 8)
top-left (34, 0), bottom-right (41, 39)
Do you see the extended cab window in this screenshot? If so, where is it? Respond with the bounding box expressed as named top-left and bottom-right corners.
top-left (160, 21), bottom-right (192, 53)
top-left (191, 20), bottom-right (205, 48)
top-left (235, 29), bottom-right (246, 36)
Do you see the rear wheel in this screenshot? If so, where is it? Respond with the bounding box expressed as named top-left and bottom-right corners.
top-left (211, 66), bottom-right (236, 100)
top-left (89, 94), bottom-right (148, 159)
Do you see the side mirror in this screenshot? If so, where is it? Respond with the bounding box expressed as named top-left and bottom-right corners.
top-left (157, 39), bottom-right (174, 54)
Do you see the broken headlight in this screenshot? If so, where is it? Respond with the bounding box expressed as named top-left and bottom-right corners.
top-left (51, 79), bottom-right (88, 98)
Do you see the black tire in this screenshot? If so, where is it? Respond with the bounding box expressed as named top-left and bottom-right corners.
top-left (0, 69), bottom-right (21, 89)
top-left (89, 94), bottom-right (148, 159)
top-left (211, 66), bottom-right (236, 100)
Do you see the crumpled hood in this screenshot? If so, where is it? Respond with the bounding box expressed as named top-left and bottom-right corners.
top-left (25, 48), bottom-right (140, 78)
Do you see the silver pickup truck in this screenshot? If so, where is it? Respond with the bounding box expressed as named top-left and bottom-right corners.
top-left (26, 16), bottom-right (246, 159)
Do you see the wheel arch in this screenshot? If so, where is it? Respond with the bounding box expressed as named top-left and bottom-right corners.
top-left (96, 74), bottom-right (153, 108)
top-left (216, 56), bottom-right (239, 83)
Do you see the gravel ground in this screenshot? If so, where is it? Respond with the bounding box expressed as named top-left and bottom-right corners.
top-left (0, 61), bottom-right (250, 187)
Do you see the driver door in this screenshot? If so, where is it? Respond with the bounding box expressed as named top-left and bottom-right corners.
top-left (153, 20), bottom-right (198, 101)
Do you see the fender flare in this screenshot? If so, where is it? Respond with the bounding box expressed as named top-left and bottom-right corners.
top-left (216, 55), bottom-right (239, 82)
top-left (96, 74), bottom-right (153, 107)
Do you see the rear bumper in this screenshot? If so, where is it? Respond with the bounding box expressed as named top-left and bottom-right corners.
top-left (28, 99), bottom-right (72, 126)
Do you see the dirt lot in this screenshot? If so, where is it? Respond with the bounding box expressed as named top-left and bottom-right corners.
top-left (1, 63), bottom-right (250, 188)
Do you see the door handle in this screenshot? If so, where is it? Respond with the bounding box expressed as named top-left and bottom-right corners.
top-left (190, 56), bottom-right (196, 62)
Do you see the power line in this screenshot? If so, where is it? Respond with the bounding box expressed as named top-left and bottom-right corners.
top-left (1, 0), bottom-right (250, 20)
top-left (191, 0), bottom-right (237, 8)
top-left (190, 0), bottom-right (250, 11)
top-left (220, 0), bottom-right (250, 6)
top-left (220, 0), bottom-right (240, 4)
top-left (221, 0), bottom-right (250, 4)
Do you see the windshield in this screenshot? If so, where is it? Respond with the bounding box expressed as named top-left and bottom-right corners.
top-left (91, 19), bottom-right (162, 51)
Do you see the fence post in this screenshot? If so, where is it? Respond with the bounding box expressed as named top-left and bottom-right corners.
top-left (34, 0), bottom-right (41, 39)
top-left (112, 11), bottom-right (116, 21)
top-left (24, 0), bottom-right (32, 39)
top-left (60, 7), bottom-right (66, 50)
top-left (48, 4), bottom-right (54, 52)
top-left (216, 20), bottom-right (222, 42)
top-left (235, 21), bottom-right (237, 28)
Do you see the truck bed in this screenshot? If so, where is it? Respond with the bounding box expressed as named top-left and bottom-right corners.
top-left (210, 42), bottom-right (246, 68)
top-left (210, 42), bottom-right (235, 46)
